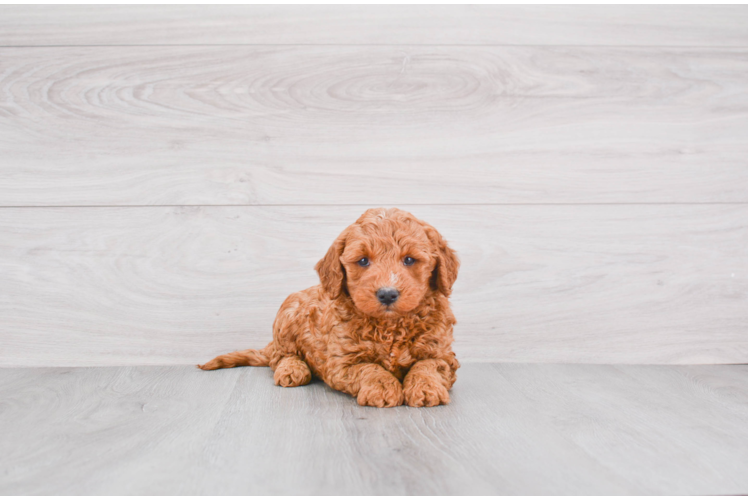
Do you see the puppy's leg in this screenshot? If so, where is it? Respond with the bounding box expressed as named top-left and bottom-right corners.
top-left (403, 359), bottom-right (456, 407)
top-left (273, 355), bottom-right (312, 387)
top-left (329, 363), bottom-right (404, 408)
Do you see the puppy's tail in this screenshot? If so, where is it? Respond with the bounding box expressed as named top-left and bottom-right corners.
top-left (198, 342), bottom-right (274, 371)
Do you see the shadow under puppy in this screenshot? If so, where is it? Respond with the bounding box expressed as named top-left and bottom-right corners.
top-left (200, 208), bottom-right (460, 407)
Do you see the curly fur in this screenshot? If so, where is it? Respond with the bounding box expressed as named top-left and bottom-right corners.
top-left (199, 208), bottom-right (460, 408)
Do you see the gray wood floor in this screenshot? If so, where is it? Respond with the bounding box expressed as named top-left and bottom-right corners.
top-left (1, 363), bottom-right (748, 495)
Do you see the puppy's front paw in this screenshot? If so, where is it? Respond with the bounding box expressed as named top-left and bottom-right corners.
top-left (357, 375), bottom-right (404, 408)
top-left (403, 374), bottom-right (450, 407)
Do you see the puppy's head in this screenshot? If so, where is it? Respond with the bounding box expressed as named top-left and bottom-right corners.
top-left (315, 208), bottom-right (459, 318)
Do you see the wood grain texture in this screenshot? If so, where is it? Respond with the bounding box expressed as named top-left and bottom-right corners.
top-left (1, 205), bottom-right (746, 367)
top-left (1, 46), bottom-right (748, 206)
top-left (2, 363), bottom-right (748, 495)
top-left (1, 6), bottom-right (748, 47)
top-left (1, 8), bottom-right (746, 368)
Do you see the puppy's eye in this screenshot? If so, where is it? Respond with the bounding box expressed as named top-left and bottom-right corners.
top-left (403, 256), bottom-right (416, 266)
top-left (357, 257), bottom-right (370, 267)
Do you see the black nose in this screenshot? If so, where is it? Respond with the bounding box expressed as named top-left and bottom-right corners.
top-left (376, 287), bottom-right (400, 306)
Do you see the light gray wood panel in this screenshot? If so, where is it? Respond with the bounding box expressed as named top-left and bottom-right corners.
top-left (1, 6), bottom-right (748, 47)
top-left (1, 46), bottom-right (748, 206)
top-left (2, 364), bottom-right (748, 494)
top-left (0, 205), bottom-right (746, 366)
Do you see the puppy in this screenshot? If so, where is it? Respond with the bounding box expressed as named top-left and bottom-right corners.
top-left (199, 208), bottom-right (460, 407)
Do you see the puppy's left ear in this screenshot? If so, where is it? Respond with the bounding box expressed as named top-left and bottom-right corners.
top-left (315, 229), bottom-right (349, 299)
top-left (423, 223), bottom-right (460, 297)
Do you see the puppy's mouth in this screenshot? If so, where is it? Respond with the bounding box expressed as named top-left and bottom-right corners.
top-left (383, 302), bottom-right (410, 316)
top-left (376, 304), bottom-right (398, 316)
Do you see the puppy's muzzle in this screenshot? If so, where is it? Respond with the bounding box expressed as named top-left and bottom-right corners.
top-left (376, 287), bottom-right (400, 306)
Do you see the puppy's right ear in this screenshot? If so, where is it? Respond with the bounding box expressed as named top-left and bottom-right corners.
top-left (315, 230), bottom-right (348, 299)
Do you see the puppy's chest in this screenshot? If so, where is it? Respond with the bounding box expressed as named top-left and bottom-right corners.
top-left (375, 337), bottom-right (420, 380)
top-left (382, 339), bottom-right (407, 361)
top-left (362, 322), bottom-right (438, 378)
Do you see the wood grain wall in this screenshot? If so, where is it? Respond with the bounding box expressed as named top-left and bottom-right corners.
top-left (1, 6), bottom-right (747, 366)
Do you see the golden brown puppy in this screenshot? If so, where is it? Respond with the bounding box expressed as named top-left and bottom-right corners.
top-left (199, 208), bottom-right (460, 407)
